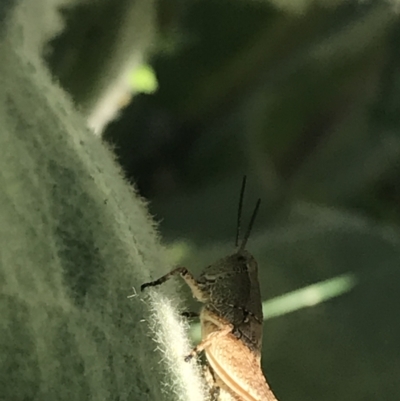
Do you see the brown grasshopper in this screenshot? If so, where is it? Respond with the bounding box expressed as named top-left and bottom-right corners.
top-left (141, 177), bottom-right (279, 401)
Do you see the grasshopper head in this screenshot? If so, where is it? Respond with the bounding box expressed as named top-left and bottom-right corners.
top-left (198, 248), bottom-right (263, 354)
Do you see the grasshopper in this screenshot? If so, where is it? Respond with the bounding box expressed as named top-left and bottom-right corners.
top-left (141, 177), bottom-right (279, 401)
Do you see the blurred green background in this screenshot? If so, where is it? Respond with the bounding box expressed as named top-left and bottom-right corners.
top-left (46, 1), bottom-right (400, 400)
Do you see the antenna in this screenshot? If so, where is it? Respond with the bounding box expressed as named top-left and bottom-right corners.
top-left (239, 198), bottom-right (261, 251)
top-left (235, 176), bottom-right (261, 250)
top-left (235, 176), bottom-right (247, 248)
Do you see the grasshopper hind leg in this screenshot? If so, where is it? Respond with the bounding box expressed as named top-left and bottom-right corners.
top-left (203, 364), bottom-right (220, 401)
top-left (203, 364), bottom-right (242, 401)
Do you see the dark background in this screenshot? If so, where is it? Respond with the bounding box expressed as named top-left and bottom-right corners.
top-left (46, 1), bottom-right (400, 400)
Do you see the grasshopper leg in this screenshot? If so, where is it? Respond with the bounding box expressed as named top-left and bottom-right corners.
top-left (141, 267), bottom-right (209, 302)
